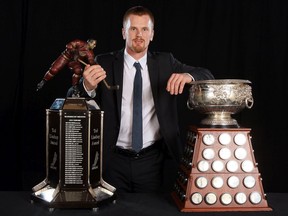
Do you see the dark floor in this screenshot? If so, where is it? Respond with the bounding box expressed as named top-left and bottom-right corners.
top-left (0, 191), bottom-right (286, 216)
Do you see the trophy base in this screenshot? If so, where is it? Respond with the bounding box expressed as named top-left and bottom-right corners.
top-left (31, 98), bottom-right (117, 212)
top-left (31, 179), bottom-right (116, 212)
top-left (172, 126), bottom-right (272, 212)
top-left (200, 113), bottom-right (239, 128)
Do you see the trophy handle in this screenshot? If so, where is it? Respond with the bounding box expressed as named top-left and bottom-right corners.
top-left (245, 97), bottom-right (254, 109)
top-left (187, 100), bottom-right (194, 110)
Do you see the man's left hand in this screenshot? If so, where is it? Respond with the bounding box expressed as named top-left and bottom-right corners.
top-left (166, 73), bottom-right (193, 95)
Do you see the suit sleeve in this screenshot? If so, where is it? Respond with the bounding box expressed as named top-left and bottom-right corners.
top-left (169, 53), bottom-right (214, 81)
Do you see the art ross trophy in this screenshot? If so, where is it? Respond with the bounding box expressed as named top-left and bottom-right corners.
top-left (31, 39), bottom-right (119, 212)
top-left (171, 79), bottom-right (272, 212)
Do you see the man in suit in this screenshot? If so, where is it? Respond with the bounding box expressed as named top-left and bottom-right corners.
top-left (68, 6), bottom-right (214, 193)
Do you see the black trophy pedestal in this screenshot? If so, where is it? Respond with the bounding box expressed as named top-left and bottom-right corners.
top-left (31, 97), bottom-right (116, 212)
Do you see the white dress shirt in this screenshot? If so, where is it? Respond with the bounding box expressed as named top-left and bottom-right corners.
top-left (117, 50), bottom-right (161, 149)
top-left (85, 49), bottom-right (161, 150)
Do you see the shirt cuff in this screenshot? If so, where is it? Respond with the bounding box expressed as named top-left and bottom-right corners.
top-left (83, 82), bottom-right (96, 98)
top-left (185, 73), bottom-right (195, 84)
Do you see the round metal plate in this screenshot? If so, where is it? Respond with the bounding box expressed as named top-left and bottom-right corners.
top-left (243, 175), bottom-right (256, 188)
top-left (202, 134), bottom-right (215, 145)
top-left (197, 160), bottom-right (210, 172)
top-left (234, 133), bottom-right (247, 145)
top-left (205, 193), bottom-right (217, 205)
top-left (227, 175), bottom-right (240, 188)
top-left (219, 133), bottom-right (231, 145)
top-left (211, 176), bottom-right (224, 189)
top-left (190, 192), bottom-right (203, 205)
top-left (202, 148), bottom-right (215, 160)
top-left (219, 147), bottom-right (231, 160)
top-left (195, 176), bottom-right (208, 189)
top-left (220, 193), bottom-right (233, 205)
top-left (212, 160), bottom-right (224, 172)
top-left (226, 160), bottom-right (239, 172)
top-left (241, 160), bottom-right (254, 172)
top-left (234, 147), bottom-right (247, 160)
top-left (235, 192), bottom-right (247, 204)
top-left (250, 191), bottom-right (262, 204)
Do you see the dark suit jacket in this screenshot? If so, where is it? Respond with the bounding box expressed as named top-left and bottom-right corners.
top-left (68, 49), bottom-right (214, 167)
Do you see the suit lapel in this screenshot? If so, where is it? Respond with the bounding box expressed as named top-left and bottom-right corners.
top-left (113, 50), bottom-right (124, 119)
top-left (147, 52), bottom-right (159, 106)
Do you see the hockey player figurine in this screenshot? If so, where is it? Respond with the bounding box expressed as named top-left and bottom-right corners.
top-left (36, 39), bottom-right (97, 97)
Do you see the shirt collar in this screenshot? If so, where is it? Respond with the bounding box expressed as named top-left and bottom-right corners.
top-left (124, 49), bottom-right (147, 69)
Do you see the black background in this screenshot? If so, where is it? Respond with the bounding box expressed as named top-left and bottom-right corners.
top-left (1, 0), bottom-right (287, 193)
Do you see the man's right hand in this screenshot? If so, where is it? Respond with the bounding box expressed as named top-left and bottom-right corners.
top-left (82, 64), bottom-right (107, 91)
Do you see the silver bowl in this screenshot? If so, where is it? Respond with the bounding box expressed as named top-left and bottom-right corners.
top-left (187, 79), bottom-right (254, 127)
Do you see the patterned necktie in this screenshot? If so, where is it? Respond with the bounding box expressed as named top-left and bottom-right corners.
top-left (132, 62), bottom-right (143, 152)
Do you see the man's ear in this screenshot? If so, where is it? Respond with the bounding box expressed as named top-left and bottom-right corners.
top-left (150, 30), bottom-right (154, 41)
top-left (122, 28), bottom-right (126, 40)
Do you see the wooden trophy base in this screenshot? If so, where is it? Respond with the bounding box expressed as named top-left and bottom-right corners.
top-left (171, 126), bottom-right (272, 212)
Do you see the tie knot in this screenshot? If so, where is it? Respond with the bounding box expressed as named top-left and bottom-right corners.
top-left (133, 62), bottom-right (141, 71)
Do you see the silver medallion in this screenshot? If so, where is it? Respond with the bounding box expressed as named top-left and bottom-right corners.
top-left (219, 147), bottom-right (231, 160)
top-left (227, 175), bottom-right (240, 188)
top-left (241, 160), bottom-right (254, 172)
top-left (212, 160), bottom-right (224, 172)
top-left (190, 192), bottom-right (203, 205)
top-left (234, 133), bottom-right (247, 145)
top-left (202, 148), bottom-right (215, 160)
top-left (202, 134), bottom-right (215, 145)
top-left (219, 133), bottom-right (231, 145)
top-left (195, 176), bottom-right (208, 189)
top-left (249, 191), bottom-right (262, 204)
top-left (226, 160), bottom-right (239, 172)
top-left (205, 192), bottom-right (217, 205)
top-left (243, 175), bottom-right (256, 188)
top-left (235, 192), bottom-right (247, 204)
top-left (211, 176), bottom-right (224, 189)
top-left (220, 193), bottom-right (233, 205)
top-left (234, 147), bottom-right (247, 160)
top-left (197, 160), bottom-right (210, 172)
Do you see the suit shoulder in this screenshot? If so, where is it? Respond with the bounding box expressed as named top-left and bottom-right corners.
top-left (148, 51), bottom-right (176, 64)
top-left (95, 50), bottom-right (123, 62)
top-left (149, 51), bottom-right (172, 58)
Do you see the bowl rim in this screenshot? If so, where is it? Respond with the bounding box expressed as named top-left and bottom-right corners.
top-left (190, 79), bottom-right (251, 85)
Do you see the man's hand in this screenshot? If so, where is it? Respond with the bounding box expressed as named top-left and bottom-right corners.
top-left (82, 64), bottom-right (107, 91)
top-left (166, 73), bottom-right (193, 95)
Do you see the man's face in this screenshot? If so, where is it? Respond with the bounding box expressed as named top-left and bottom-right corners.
top-left (122, 14), bottom-right (154, 55)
